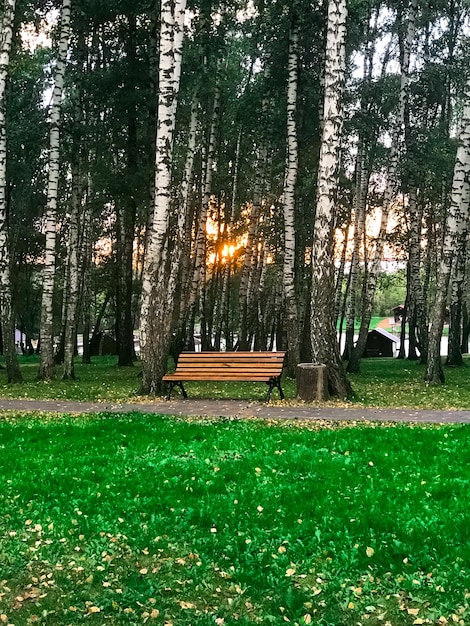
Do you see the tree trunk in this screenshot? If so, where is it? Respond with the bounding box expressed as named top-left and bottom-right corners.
top-left (139, 0), bottom-right (187, 395)
top-left (238, 145), bottom-right (266, 349)
top-left (310, 0), bottom-right (352, 398)
top-left (186, 77), bottom-right (221, 341)
top-left (282, 19), bottom-right (300, 376)
top-left (63, 30), bottom-right (88, 378)
top-left (446, 181), bottom-right (469, 367)
top-left (62, 155), bottom-right (81, 379)
top-left (116, 13), bottom-right (138, 368)
top-left (425, 77), bottom-right (470, 383)
top-left (38, 0), bottom-right (71, 381)
top-left (0, 0), bottom-right (21, 383)
top-left (81, 200), bottom-right (93, 364)
top-left (343, 140), bottom-right (368, 360)
top-left (214, 128), bottom-right (241, 350)
top-left (406, 186), bottom-right (428, 361)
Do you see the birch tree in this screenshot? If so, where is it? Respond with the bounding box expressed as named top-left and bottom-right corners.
top-left (37, 0), bottom-right (71, 381)
top-left (282, 16), bottom-right (300, 377)
top-left (310, 0), bottom-right (352, 398)
top-left (0, 0), bottom-right (21, 383)
top-left (425, 76), bottom-right (470, 384)
top-left (139, 0), bottom-right (186, 395)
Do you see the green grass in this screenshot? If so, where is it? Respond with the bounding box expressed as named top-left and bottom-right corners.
top-left (0, 356), bottom-right (140, 402)
top-left (2, 355), bottom-right (470, 410)
top-left (349, 358), bottom-right (470, 410)
top-left (1, 413), bottom-right (470, 625)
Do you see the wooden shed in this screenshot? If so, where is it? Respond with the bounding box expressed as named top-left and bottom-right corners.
top-left (363, 328), bottom-right (399, 358)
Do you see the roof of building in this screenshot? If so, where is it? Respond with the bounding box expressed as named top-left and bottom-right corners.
top-left (369, 327), bottom-right (400, 343)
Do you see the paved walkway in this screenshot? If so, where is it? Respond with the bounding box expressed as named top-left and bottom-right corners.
top-left (0, 398), bottom-right (469, 424)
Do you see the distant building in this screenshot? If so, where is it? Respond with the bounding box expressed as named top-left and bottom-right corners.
top-left (363, 328), bottom-right (399, 358)
top-left (391, 305), bottom-right (405, 324)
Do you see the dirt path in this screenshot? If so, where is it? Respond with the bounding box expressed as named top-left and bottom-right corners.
top-left (0, 398), bottom-right (469, 424)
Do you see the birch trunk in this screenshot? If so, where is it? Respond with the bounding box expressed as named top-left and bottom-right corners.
top-left (63, 29), bottom-right (89, 378)
top-left (343, 141), bottom-right (368, 360)
top-left (347, 0), bottom-right (417, 374)
top-left (81, 194), bottom-right (93, 364)
top-left (310, 0), bottom-right (352, 398)
top-left (0, 0), bottom-right (21, 383)
top-left (238, 148), bottom-right (265, 350)
top-left (186, 78), bottom-right (221, 330)
top-left (214, 128), bottom-right (241, 350)
top-left (283, 20), bottom-right (300, 376)
top-left (171, 86), bottom-right (200, 331)
top-left (62, 160), bottom-right (81, 379)
top-left (171, 88), bottom-right (200, 357)
top-left (425, 81), bottom-right (470, 383)
top-left (447, 239), bottom-right (467, 367)
top-left (139, 0), bottom-right (186, 395)
top-left (38, 0), bottom-right (71, 381)
top-left (406, 186), bottom-right (428, 361)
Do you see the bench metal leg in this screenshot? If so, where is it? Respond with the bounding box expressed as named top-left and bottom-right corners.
top-left (265, 377), bottom-right (284, 402)
top-left (166, 381), bottom-right (188, 400)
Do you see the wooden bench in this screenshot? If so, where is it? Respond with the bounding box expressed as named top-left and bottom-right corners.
top-left (163, 351), bottom-right (286, 401)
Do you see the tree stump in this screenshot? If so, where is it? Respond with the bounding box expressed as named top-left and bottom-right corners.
top-left (296, 363), bottom-right (329, 401)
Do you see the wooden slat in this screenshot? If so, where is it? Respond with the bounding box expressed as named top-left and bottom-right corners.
top-left (163, 351), bottom-right (285, 382)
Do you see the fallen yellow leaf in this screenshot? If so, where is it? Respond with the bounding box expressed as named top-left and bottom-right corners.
top-left (407, 608), bottom-right (420, 616)
top-left (180, 601), bottom-right (196, 609)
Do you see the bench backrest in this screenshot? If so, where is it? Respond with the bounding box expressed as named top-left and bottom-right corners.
top-left (172, 351), bottom-right (286, 381)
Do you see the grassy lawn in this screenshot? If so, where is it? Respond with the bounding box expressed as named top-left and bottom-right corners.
top-left (1, 355), bottom-right (470, 410)
top-left (0, 413), bottom-right (469, 625)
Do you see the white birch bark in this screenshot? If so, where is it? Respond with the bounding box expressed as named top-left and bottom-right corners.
top-left (214, 127), bottom-right (242, 349)
top-left (406, 186), bottom-right (428, 361)
top-left (139, 0), bottom-right (186, 394)
top-left (310, 0), bottom-right (352, 397)
top-left (447, 181), bottom-right (469, 366)
top-left (238, 145), bottom-right (266, 349)
top-left (0, 0), bottom-right (21, 382)
top-left (186, 78), bottom-right (221, 318)
top-left (282, 20), bottom-right (300, 376)
top-left (343, 141), bottom-right (368, 359)
top-left (171, 86), bottom-right (199, 316)
top-left (62, 162), bottom-right (82, 379)
top-left (425, 83), bottom-right (470, 383)
top-left (37, 0), bottom-right (71, 381)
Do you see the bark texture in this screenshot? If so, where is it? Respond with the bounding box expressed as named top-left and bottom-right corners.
top-left (425, 86), bottom-right (470, 383)
top-left (139, 0), bottom-right (187, 395)
top-left (310, 0), bottom-right (352, 398)
top-left (38, 0), bottom-right (71, 381)
top-left (0, 0), bottom-right (21, 382)
top-left (282, 20), bottom-right (300, 377)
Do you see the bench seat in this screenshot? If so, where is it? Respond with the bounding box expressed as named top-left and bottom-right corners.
top-left (163, 351), bottom-right (286, 401)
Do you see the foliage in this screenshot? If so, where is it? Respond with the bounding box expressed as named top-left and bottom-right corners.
top-left (374, 271), bottom-right (407, 317)
top-left (0, 413), bottom-right (469, 625)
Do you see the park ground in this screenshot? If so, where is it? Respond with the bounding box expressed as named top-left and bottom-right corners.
top-left (0, 354), bottom-right (470, 625)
